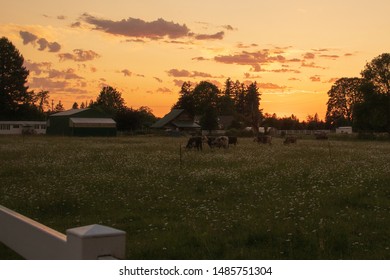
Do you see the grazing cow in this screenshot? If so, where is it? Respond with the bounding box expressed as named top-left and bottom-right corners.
top-left (228, 136), bottom-right (238, 146)
top-left (212, 136), bottom-right (229, 149)
top-left (186, 136), bottom-right (203, 151)
top-left (284, 136), bottom-right (297, 144)
top-left (254, 135), bottom-right (272, 145)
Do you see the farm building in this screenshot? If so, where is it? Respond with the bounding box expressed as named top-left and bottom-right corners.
top-left (46, 108), bottom-right (116, 136)
top-left (336, 126), bottom-right (353, 134)
top-left (0, 121), bottom-right (47, 135)
top-left (151, 109), bottom-right (201, 133)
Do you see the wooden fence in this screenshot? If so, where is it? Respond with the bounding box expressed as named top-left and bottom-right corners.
top-left (0, 205), bottom-right (126, 259)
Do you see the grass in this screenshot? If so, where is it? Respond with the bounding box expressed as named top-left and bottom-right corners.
top-left (0, 135), bottom-right (389, 259)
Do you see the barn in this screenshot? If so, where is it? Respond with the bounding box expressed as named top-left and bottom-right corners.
top-left (151, 109), bottom-right (200, 133)
top-left (46, 108), bottom-right (116, 136)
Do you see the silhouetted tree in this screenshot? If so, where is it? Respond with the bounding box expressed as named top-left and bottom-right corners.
top-left (325, 77), bottom-right (364, 127)
top-left (0, 37), bottom-right (33, 119)
top-left (54, 100), bottom-right (65, 112)
top-left (200, 105), bottom-right (219, 133)
top-left (245, 82), bottom-right (262, 134)
top-left (354, 82), bottom-right (389, 132)
top-left (72, 102), bottom-right (79, 109)
top-left (93, 86), bottom-right (125, 116)
top-left (361, 53), bottom-right (390, 96)
top-left (172, 81), bottom-right (195, 116)
top-left (33, 90), bottom-right (50, 113)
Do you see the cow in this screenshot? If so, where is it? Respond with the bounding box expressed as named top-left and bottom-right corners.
top-left (284, 136), bottom-right (297, 144)
top-left (228, 136), bottom-right (238, 146)
top-left (186, 136), bottom-right (203, 151)
top-left (212, 136), bottom-right (229, 149)
top-left (254, 135), bottom-right (272, 145)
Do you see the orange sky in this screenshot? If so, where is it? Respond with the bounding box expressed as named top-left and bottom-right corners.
top-left (1, 0), bottom-right (390, 120)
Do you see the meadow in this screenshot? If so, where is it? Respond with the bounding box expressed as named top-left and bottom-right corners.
top-left (0, 135), bottom-right (389, 259)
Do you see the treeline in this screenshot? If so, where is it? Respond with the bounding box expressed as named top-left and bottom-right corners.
top-left (326, 53), bottom-right (390, 133)
top-left (173, 79), bottom-right (262, 132)
top-left (172, 79), bottom-right (328, 131)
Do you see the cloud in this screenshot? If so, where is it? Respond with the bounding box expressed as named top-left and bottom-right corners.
top-left (222, 25), bottom-right (235, 31)
top-left (310, 75), bottom-right (321, 82)
top-left (323, 77), bottom-right (339, 83)
top-left (257, 83), bottom-right (287, 90)
top-left (121, 69), bottom-right (132, 77)
top-left (303, 52), bottom-right (315, 59)
top-left (48, 68), bottom-right (84, 80)
top-left (173, 79), bottom-right (187, 87)
top-left (301, 61), bottom-right (325, 69)
top-left (57, 15), bottom-right (66, 20)
top-left (24, 60), bottom-right (51, 75)
top-left (154, 77), bottom-right (163, 83)
top-left (157, 87), bottom-right (172, 93)
top-left (192, 56), bottom-right (208, 61)
top-left (81, 13), bottom-right (190, 39)
top-left (29, 77), bottom-right (69, 89)
top-left (19, 31), bottom-right (38, 45)
top-left (19, 30), bottom-right (61, 52)
top-left (194, 31), bottom-right (224, 40)
top-left (319, 54), bottom-right (339, 60)
top-left (81, 13), bottom-right (225, 41)
top-left (214, 50), bottom-right (288, 72)
top-left (59, 49), bottom-right (100, 62)
top-left (167, 69), bottom-right (213, 78)
top-left (71, 22), bottom-right (82, 28)
top-left (236, 43), bottom-right (259, 49)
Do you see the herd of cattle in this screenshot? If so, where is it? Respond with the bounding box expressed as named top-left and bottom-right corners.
top-left (185, 135), bottom-right (299, 150)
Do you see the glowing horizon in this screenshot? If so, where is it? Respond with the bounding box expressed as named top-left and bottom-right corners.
top-left (1, 0), bottom-right (389, 120)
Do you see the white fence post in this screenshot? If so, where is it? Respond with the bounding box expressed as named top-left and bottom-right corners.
top-left (66, 224), bottom-right (126, 259)
top-left (0, 205), bottom-right (126, 259)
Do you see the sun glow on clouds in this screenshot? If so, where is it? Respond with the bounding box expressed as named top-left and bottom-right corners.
top-left (1, 0), bottom-right (389, 119)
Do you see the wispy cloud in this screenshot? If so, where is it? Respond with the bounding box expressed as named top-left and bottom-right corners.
top-left (194, 31), bottom-right (224, 40)
top-left (58, 49), bottom-right (100, 62)
top-left (19, 30), bottom-right (61, 52)
top-left (167, 69), bottom-right (215, 78)
top-left (214, 50), bottom-right (293, 72)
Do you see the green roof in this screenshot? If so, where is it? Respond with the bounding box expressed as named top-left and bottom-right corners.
top-left (151, 109), bottom-right (185, 128)
top-left (50, 108), bottom-right (90, 116)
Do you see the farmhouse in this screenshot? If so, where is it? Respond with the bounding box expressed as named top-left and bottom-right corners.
top-left (151, 109), bottom-right (200, 133)
top-left (46, 108), bottom-right (116, 136)
top-left (0, 121), bottom-right (47, 135)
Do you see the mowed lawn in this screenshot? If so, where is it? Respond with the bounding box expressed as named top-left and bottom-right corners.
top-left (0, 135), bottom-right (389, 259)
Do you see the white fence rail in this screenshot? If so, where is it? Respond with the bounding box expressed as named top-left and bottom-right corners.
top-left (0, 205), bottom-right (126, 259)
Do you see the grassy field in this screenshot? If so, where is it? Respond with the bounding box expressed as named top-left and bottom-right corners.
top-left (0, 135), bottom-right (389, 259)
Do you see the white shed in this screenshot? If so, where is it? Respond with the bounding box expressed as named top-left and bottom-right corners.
top-left (336, 126), bottom-right (353, 134)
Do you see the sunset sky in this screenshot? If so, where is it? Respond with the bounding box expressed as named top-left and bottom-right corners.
top-left (1, 0), bottom-right (389, 120)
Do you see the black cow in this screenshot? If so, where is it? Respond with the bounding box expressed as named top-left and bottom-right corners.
top-left (186, 136), bottom-right (203, 151)
top-left (228, 136), bottom-right (238, 146)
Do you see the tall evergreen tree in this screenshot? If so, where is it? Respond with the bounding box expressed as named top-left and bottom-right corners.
top-left (0, 37), bottom-right (32, 119)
